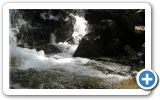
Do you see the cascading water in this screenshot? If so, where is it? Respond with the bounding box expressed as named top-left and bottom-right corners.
top-left (71, 14), bottom-right (88, 45)
top-left (9, 10), bottom-right (138, 89)
top-left (51, 14), bottom-right (88, 57)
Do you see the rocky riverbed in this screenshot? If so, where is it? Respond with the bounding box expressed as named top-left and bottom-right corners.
top-left (9, 9), bottom-right (144, 89)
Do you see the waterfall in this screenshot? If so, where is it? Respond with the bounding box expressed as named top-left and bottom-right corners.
top-left (9, 29), bottom-right (18, 46)
top-left (9, 10), bottom-right (134, 89)
top-left (71, 14), bottom-right (88, 45)
top-left (9, 9), bottom-right (27, 47)
top-left (10, 9), bottom-right (27, 29)
top-left (51, 14), bottom-right (88, 56)
top-left (9, 11), bottom-right (91, 69)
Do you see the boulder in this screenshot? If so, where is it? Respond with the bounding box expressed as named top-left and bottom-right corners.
top-left (34, 44), bottom-right (61, 54)
top-left (74, 10), bottom-right (145, 60)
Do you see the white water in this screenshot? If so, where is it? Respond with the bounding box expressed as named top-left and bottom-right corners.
top-left (71, 14), bottom-right (88, 44)
top-left (50, 15), bottom-right (88, 56)
top-left (10, 45), bottom-right (131, 79)
top-left (10, 13), bottom-right (133, 88)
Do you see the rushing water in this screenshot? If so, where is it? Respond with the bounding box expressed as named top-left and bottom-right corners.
top-left (10, 11), bottom-right (138, 89)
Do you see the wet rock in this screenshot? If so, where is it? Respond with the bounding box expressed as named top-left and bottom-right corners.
top-left (11, 9), bottom-right (76, 53)
top-left (34, 44), bottom-right (61, 54)
top-left (53, 16), bottom-right (75, 43)
top-left (74, 10), bottom-right (145, 63)
top-left (124, 45), bottom-right (139, 60)
top-left (74, 19), bottom-right (125, 57)
top-left (10, 68), bottom-right (112, 89)
top-left (18, 42), bottom-right (61, 54)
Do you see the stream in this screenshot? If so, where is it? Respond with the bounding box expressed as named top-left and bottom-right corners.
top-left (9, 10), bottom-right (139, 89)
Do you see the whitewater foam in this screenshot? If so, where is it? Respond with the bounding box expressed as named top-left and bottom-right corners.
top-left (71, 15), bottom-right (88, 44)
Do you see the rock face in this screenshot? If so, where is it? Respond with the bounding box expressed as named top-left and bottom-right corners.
top-left (74, 9), bottom-right (145, 62)
top-left (10, 68), bottom-right (111, 89)
top-left (10, 9), bottom-right (76, 54)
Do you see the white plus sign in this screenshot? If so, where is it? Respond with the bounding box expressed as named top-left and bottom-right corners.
top-left (142, 74), bottom-right (153, 85)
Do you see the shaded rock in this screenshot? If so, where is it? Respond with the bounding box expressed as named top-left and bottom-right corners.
top-left (12, 9), bottom-right (75, 48)
top-left (73, 32), bottom-right (104, 57)
top-left (74, 9), bottom-right (145, 62)
top-left (34, 44), bottom-right (61, 54)
top-left (54, 16), bottom-right (76, 43)
top-left (18, 43), bottom-right (61, 54)
top-left (124, 45), bottom-right (140, 61)
top-left (74, 19), bottom-right (125, 57)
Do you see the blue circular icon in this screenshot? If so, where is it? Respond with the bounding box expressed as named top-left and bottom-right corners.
top-left (136, 69), bottom-right (158, 90)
